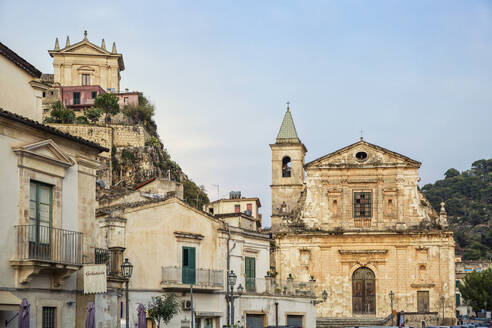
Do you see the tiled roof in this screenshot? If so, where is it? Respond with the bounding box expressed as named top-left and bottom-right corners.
top-left (0, 108), bottom-right (108, 152)
top-left (276, 107), bottom-right (300, 144)
top-left (0, 42), bottom-right (42, 78)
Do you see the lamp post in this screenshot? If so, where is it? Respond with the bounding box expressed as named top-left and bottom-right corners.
top-left (440, 296), bottom-right (445, 324)
top-left (121, 258), bottom-right (133, 328)
top-left (389, 291), bottom-right (394, 326)
top-left (226, 270), bottom-right (244, 325)
top-left (311, 290), bottom-right (328, 305)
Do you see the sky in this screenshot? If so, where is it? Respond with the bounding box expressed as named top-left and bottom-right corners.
top-left (1, 0), bottom-right (491, 226)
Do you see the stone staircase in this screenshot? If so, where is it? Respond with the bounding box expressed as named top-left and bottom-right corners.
top-left (317, 315), bottom-right (392, 328)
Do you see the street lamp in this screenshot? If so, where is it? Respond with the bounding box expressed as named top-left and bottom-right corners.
top-left (228, 270), bottom-right (237, 287)
top-left (389, 291), bottom-right (394, 326)
top-left (311, 290), bottom-right (328, 305)
top-left (121, 258), bottom-right (133, 328)
top-left (226, 270), bottom-right (243, 325)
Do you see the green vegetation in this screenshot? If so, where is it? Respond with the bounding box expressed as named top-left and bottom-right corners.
top-left (84, 107), bottom-right (102, 123)
top-left (145, 136), bottom-right (161, 147)
top-left (122, 93), bottom-right (157, 133)
top-left (94, 93), bottom-right (120, 123)
top-left (458, 268), bottom-right (492, 312)
top-left (75, 116), bottom-right (89, 124)
top-left (183, 180), bottom-right (209, 210)
top-left (147, 293), bottom-right (180, 328)
top-left (422, 159), bottom-right (492, 260)
top-left (44, 101), bottom-right (75, 124)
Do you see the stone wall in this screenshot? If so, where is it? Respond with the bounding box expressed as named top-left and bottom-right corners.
top-left (47, 123), bottom-right (146, 158)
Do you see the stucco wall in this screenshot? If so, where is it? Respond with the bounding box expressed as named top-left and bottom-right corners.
top-left (0, 56), bottom-right (43, 122)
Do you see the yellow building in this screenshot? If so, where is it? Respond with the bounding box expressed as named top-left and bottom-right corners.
top-left (48, 31), bottom-right (124, 92)
top-left (270, 106), bottom-right (456, 327)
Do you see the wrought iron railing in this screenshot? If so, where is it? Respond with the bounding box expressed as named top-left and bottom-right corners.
top-left (14, 225), bottom-right (82, 265)
top-left (95, 248), bottom-right (120, 277)
top-left (162, 266), bottom-right (224, 288)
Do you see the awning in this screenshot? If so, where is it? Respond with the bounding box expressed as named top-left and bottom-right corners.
top-left (0, 291), bottom-right (21, 311)
top-left (195, 312), bottom-right (223, 318)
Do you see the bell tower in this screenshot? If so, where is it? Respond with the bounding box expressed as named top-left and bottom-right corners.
top-left (270, 104), bottom-right (307, 231)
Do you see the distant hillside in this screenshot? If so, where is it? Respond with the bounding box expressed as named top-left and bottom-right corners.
top-left (422, 159), bottom-right (492, 260)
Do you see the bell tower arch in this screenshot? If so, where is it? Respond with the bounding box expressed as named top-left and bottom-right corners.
top-left (270, 104), bottom-right (307, 231)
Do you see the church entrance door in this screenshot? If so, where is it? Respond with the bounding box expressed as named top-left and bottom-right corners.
top-left (352, 267), bottom-right (376, 314)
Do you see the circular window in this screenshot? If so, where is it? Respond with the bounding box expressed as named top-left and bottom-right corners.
top-left (355, 151), bottom-right (368, 161)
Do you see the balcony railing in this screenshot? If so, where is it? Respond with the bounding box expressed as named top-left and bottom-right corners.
top-left (95, 248), bottom-right (121, 278)
top-left (161, 266), bottom-right (224, 289)
top-left (243, 277), bottom-right (316, 297)
top-left (14, 225), bottom-right (82, 266)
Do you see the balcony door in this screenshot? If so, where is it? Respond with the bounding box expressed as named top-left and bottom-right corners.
top-left (182, 246), bottom-right (196, 284)
top-left (245, 257), bottom-right (256, 291)
top-left (29, 181), bottom-right (52, 260)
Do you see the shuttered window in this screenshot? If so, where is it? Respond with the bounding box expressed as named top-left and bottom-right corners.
top-left (245, 257), bottom-right (256, 291)
top-left (182, 246), bottom-right (196, 284)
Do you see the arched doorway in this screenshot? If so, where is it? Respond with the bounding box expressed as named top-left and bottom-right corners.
top-left (352, 267), bottom-right (376, 314)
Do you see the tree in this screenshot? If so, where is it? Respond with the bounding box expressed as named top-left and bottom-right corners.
top-left (94, 93), bottom-right (120, 123)
top-left (458, 268), bottom-right (492, 312)
top-left (122, 93), bottom-right (156, 132)
top-left (147, 293), bottom-right (180, 328)
top-left (44, 101), bottom-right (75, 124)
top-left (75, 116), bottom-right (89, 124)
top-left (84, 108), bottom-right (102, 123)
top-left (444, 168), bottom-right (460, 179)
top-left (422, 158), bottom-right (492, 260)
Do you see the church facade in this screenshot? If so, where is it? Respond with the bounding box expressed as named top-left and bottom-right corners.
top-left (270, 107), bottom-right (456, 326)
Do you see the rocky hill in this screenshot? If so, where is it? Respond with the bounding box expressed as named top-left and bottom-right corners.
top-left (45, 93), bottom-right (209, 209)
top-left (422, 159), bottom-right (492, 260)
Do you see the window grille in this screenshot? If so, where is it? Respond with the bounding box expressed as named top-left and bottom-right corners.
top-left (42, 306), bottom-right (56, 328)
top-left (353, 192), bottom-right (372, 218)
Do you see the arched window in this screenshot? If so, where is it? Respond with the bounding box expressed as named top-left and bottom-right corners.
top-left (352, 267), bottom-right (376, 314)
top-left (282, 156), bottom-right (292, 177)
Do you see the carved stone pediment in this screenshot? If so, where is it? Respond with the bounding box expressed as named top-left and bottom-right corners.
top-left (13, 139), bottom-right (74, 168)
top-left (305, 140), bottom-right (421, 169)
top-left (61, 41), bottom-right (109, 55)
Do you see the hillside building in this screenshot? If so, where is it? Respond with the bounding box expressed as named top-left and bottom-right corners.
top-left (0, 42), bottom-right (50, 122)
top-left (270, 105), bottom-right (456, 327)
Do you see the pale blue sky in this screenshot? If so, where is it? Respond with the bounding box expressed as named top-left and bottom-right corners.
top-left (1, 1), bottom-right (491, 226)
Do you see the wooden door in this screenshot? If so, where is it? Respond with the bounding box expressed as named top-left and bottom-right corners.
top-left (352, 267), bottom-right (376, 314)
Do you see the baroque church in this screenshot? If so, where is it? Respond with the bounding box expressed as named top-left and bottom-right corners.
top-left (270, 106), bottom-right (456, 326)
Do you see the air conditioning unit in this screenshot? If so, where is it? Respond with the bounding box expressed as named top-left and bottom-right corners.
top-left (182, 299), bottom-right (192, 310)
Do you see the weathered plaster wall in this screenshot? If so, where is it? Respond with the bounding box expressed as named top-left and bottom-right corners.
top-left (0, 56), bottom-right (44, 122)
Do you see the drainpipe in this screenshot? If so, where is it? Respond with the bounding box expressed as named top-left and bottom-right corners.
top-left (223, 221), bottom-right (236, 326)
top-left (224, 221), bottom-right (231, 326)
top-left (275, 301), bottom-right (279, 327)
